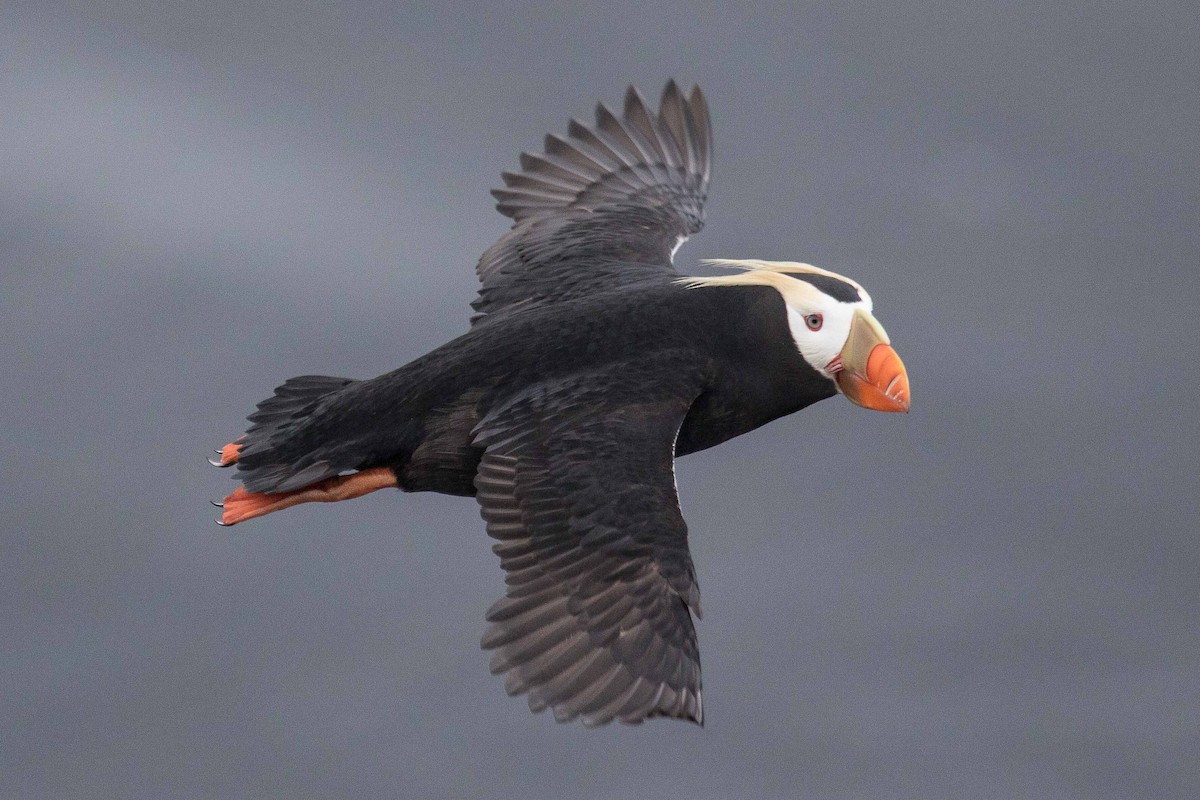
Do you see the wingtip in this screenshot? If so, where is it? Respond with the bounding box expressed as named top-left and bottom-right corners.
top-left (623, 85), bottom-right (652, 116)
top-left (659, 79), bottom-right (683, 111)
top-left (593, 101), bottom-right (620, 129)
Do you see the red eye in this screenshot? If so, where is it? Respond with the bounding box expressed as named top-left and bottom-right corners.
top-left (805, 313), bottom-right (823, 331)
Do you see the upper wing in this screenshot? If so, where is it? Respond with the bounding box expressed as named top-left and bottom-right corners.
top-left (471, 81), bottom-right (712, 325)
top-left (472, 375), bottom-right (704, 726)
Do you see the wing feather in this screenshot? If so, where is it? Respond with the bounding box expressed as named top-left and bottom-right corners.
top-left (471, 376), bottom-right (705, 726)
top-left (471, 82), bottom-right (713, 325)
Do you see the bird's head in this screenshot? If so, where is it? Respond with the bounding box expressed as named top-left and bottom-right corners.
top-left (686, 260), bottom-right (910, 412)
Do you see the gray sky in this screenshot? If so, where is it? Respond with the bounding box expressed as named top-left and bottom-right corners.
top-left (3, 2), bottom-right (1197, 798)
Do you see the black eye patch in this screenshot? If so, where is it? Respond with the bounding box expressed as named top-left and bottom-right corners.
top-left (788, 273), bottom-right (861, 303)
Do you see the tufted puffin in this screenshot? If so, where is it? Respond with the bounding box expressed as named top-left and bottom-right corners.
top-left (209, 82), bottom-right (909, 727)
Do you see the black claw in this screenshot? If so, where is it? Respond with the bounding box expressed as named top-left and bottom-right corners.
top-left (208, 455), bottom-right (233, 467)
top-left (215, 519), bottom-right (230, 527)
top-left (210, 498), bottom-right (225, 508)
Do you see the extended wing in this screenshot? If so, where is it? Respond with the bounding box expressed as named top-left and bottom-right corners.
top-left (472, 371), bottom-right (705, 725)
top-left (471, 81), bottom-right (712, 325)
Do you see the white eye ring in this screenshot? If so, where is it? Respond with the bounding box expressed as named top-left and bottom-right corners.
top-left (804, 313), bottom-right (823, 331)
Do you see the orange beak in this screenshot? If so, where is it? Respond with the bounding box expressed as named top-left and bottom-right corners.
top-left (834, 308), bottom-right (910, 413)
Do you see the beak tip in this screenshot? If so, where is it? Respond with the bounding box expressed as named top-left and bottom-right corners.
top-left (836, 343), bottom-right (910, 414)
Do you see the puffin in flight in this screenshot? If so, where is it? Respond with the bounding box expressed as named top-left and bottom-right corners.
top-left (210, 82), bottom-right (910, 727)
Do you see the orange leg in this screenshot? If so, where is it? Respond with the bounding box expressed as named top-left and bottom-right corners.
top-left (209, 439), bottom-right (244, 467)
top-left (217, 467), bottom-right (398, 526)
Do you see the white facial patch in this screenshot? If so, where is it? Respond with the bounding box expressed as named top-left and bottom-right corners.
top-left (677, 261), bottom-right (877, 378)
top-left (781, 288), bottom-right (866, 379)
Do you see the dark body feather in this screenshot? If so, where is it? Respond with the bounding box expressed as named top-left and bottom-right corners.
top-left (234, 282), bottom-right (834, 498)
top-left (229, 281), bottom-right (835, 726)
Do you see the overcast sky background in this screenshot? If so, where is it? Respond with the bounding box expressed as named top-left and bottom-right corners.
top-left (3, 2), bottom-right (1197, 798)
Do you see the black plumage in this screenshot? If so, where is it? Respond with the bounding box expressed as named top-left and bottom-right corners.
top-left (211, 82), bottom-right (906, 727)
top-left (473, 83), bottom-right (708, 322)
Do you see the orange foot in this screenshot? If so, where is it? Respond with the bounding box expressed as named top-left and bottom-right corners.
top-left (208, 438), bottom-right (244, 467)
top-left (215, 467), bottom-right (398, 526)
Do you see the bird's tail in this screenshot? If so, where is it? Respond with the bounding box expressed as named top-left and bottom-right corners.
top-left (210, 375), bottom-right (355, 478)
top-left (208, 375), bottom-right (397, 525)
